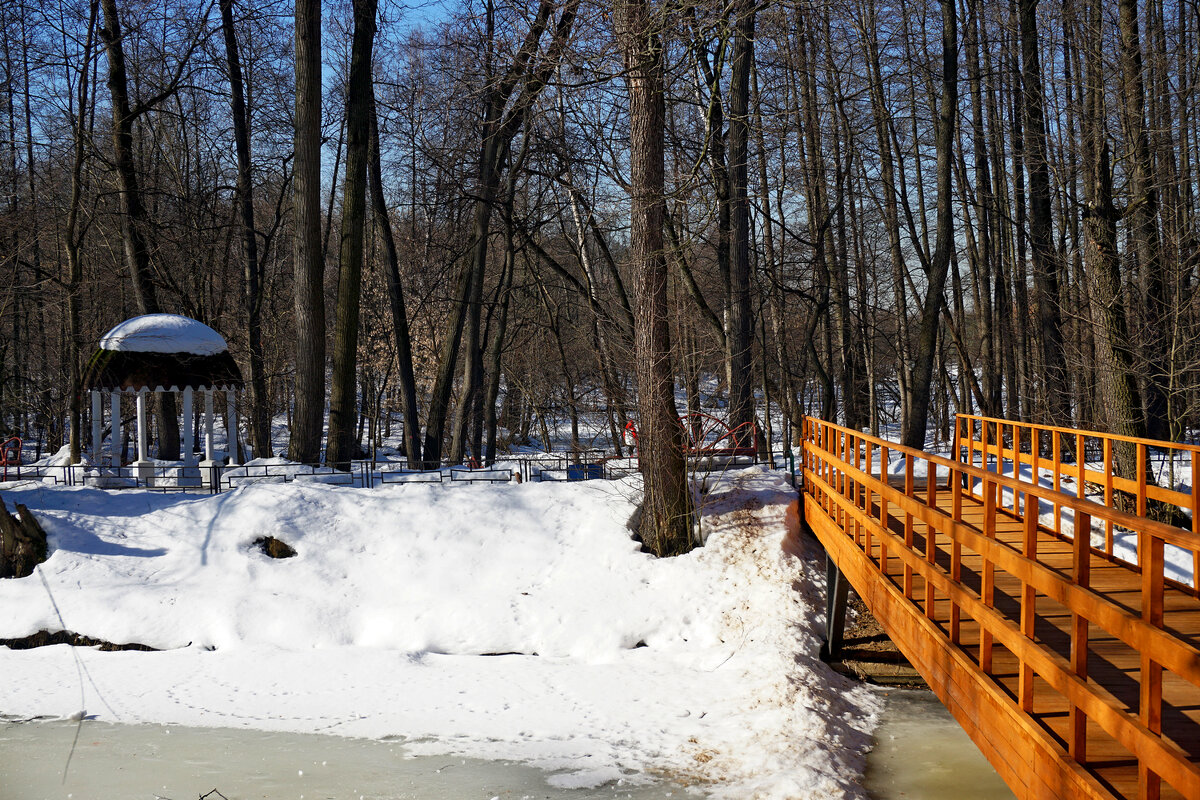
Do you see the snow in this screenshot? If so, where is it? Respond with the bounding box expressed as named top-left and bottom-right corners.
top-left (98, 314), bottom-right (229, 355)
top-left (0, 467), bottom-right (881, 798)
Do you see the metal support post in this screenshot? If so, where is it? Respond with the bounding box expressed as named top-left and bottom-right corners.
top-left (820, 555), bottom-right (851, 662)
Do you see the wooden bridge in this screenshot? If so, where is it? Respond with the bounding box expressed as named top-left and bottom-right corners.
top-left (798, 414), bottom-right (1200, 800)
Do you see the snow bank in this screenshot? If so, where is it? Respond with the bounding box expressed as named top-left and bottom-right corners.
top-left (0, 468), bottom-right (880, 798)
top-left (98, 314), bottom-right (229, 355)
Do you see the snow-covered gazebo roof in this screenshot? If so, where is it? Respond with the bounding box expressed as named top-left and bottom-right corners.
top-left (83, 314), bottom-right (243, 392)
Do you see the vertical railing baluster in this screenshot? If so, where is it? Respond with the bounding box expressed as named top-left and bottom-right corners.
top-left (1138, 528), bottom-right (1164, 800)
top-left (1077, 433), bottom-right (1086, 500)
top-left (1104, 439), bottom-right (1115, 556)
top-left (1019, 502), bottom-right (1038, 713)
top-left (1137, 442), bottom-right (1149, 519)
top-left (925, 459), bottom-right (937, 620)
top-left (1053, 430), bottom-right (1063, 535)
top-left (820, 423), bottom-right (829, 518)
top-left (1014, 424), bottom-right (1022, 504)
top-left (903, 453), bottom-right (915, 600)
top-left (951, 463), bottom-right (962, 643)
top-left (1070, 510), bottom-right (1092, 764)
top-left (864, 438), bottom-right (874, 562)
top-left (880, 444), bottom-right (890, 578)
top-left (1192, 454), bottom-right (1200, 599)
top-left (853, 433), bottom-right (862, 548)
top-left (1032, 429), bottom-right (1041, 514)
top-left (981, 477), bottom-right (995, 673)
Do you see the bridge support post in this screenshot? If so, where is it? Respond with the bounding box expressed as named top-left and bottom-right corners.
top-left (820, 555), bottom-right (851, 661)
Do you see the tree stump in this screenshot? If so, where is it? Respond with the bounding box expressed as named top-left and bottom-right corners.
top-left (254, 536), bottom-right (296, 559)
top-left (0, 498), bottom-right (48, 579)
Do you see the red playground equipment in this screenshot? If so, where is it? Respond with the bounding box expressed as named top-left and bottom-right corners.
top-left (624, 412), bottom-right (759, 465)
top-left (1, 436), bottom-right (22, 481)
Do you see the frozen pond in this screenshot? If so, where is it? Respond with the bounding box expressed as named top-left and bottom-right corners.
top-left (2, 688), bottom-right (1013, 800)
top-left (0, 719), bottom-right (695, 799)
top-left (865, 689), bottom-right (1014, 799)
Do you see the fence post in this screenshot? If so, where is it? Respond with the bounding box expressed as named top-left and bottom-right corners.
top-left (797, 417), bottom-right (810, 538)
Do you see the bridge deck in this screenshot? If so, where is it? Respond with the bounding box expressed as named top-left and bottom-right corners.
top-left (802, 416), bottom-right (1200, 800)
top-left (876, 486), bottom-right (1199, 798)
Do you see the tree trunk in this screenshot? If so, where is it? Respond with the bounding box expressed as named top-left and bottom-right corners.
top-left (65, 0), bottom-right (99, 464)
top-left (1081, 0), bottom-right (1147, 467)
top-left (98, 0), bottom-right (179, 460)
top-left (727, 0), bottom-right (755, 443)
top-left (616, 0), bottom-right (693, 557)
top-left (288, 0), bottom-right (325, 464)
top-left (901, 0), bottom-right (957, 450)
top-left (1117, 0), bottom-right (1171, 439)
top-left (368, 93), bottom-right (421, 466)
top-left (483, 230), bottom-right (515, 465)
top-left (1019, 0), bottom-right (1070, 426)
top-left (326, 0), bottom-right (376, 470)
top-left (219, 0), bottom-right (272, 459)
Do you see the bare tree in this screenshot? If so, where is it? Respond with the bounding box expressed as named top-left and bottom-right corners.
top-left (98, 0), bottom-right (209, 460)
top-left (326, 0), bottom-right (377, 469)
top-left (368, 92), bottom-right (421, 466)
top-left (900, 0), bottom-right (957, 450)
top-left (219, 0), bottom-right (271, 458)
top-left (1019, 0), bottom-right (1070, 427)
top-left (421, 0), bottom-right (579, 468)
top-left (289, 0), bottom-right (324, 463)
top-left (726, 0), bottom-right (755, 442)
top-left (616, 0), bottom-right (692, 557)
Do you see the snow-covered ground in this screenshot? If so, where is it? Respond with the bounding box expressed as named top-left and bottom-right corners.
top-left (0, 467), bottom-right (881, 798)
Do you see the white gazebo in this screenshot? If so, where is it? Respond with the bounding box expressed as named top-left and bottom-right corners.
top-left (82, 314), bottom-right (243, 486)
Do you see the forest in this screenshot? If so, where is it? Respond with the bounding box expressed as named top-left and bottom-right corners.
top-left (0, 0), bottom-right (1193, 521)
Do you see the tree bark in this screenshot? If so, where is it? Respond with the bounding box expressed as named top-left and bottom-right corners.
top-left (326, 0), bottom-right (376, 470)
top-left (616, 0), bottom-right (693, 557)
top-left (727, 0), bottom-right (755, 442)
top-left (1117, 0), bottom-right (1171, 439)
top-left (219, 0), bottom-right (272, 459)
top-left (98, 0), bottom-right (179, 460)
top-left (288, 0), bottom-right (325, 463)
top-left (1019, 0), bottom-right (1071, 426)
top-left (368, 93), bottom-right (421, 466)
top-left (901, 0), bottom-right (957, 450)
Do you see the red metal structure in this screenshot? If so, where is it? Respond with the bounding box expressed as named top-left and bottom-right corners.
top-left (625, 413), bottom-right (758, 462)
top-left (1, 436), bottom-right (22, 481)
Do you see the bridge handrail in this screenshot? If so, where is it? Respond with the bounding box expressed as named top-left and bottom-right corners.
top-left (956, 413), bottom-right (1200, 588)
top-left (956, 413), bottom-right (1199, 518)
top-left (808, 418), bottom-right (1200, 555)
top-left (801, 415), bottom-right (1200, 798)
top-left (956, 412), bottom-right (1200, 453)
top-left (801, 418), bottom-right (1200, 667)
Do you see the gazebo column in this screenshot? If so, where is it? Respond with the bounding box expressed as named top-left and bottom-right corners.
top-left (182, 387), bottom-right (196, 467)
top-left (226, 389), bottom-right (240, 465)
top-left (134, 388), bottom-right (155, 485)
top-left (180, 386), bottom-right (199, 488)
top-left (200, 388), bottom-right (218, 488)
top-left (111, 391), bottom-right (121, 467)
top-left (90, 390), bottom-right (102, 465)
